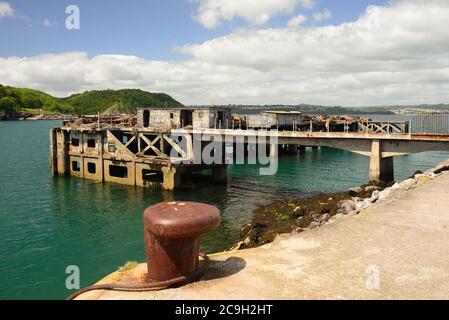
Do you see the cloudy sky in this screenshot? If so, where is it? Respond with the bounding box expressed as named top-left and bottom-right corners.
top-left (0, 0), bottom-right (448, 106)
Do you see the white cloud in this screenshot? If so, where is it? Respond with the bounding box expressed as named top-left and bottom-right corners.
top-left (0, 2), bottom-right (14, 17)
top-left (194, 0), bottom-right (315, 28)
top-left (1, 1), bottom-right (449, 106)
top-left (313, 8), bottom-right (331, 21)
top-left (42, 18), bottom-right (57, 27)
top-left (287, 14), bottom-right (307, 27)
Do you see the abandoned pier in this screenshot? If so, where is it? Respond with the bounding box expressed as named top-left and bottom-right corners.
top-left (49, 107), bottom-right (449, 190)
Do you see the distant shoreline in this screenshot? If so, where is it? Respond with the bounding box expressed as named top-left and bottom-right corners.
top-left (0, 110), bottom-right (444, 122)
top-left (0, 114), bottom-right (73, 121)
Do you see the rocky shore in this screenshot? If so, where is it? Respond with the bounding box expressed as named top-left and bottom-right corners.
top-left (232, 160), bottom-right (449, 250)
top-left (0, 113), bottom-right (72, 121)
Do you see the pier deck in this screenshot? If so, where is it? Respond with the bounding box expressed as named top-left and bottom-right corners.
top-left (77, 170), bottom-right (449, 300)
top-left (51, 123), bottom-right (449, 189)
top-left (50, 111), bottom-right (449, 189)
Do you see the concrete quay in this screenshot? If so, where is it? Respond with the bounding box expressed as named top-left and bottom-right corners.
top-left (77, 165), bottom-right (449, 300)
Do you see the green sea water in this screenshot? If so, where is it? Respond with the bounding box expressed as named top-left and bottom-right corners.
top-left (1, 120), bottom-right (448, 300)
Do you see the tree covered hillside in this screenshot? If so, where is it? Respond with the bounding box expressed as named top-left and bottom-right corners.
top-left (0, 84), bottom-right (63, 114)
top-left (0, 84), bottom-right (183, 115)
top-left (61, 89), bottom-right (183, 114)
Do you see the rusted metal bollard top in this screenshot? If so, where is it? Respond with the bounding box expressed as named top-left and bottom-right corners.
top-left (143, 201), bottom-right (221, 282)
top-left (144, 201), bottom-right (221, 238)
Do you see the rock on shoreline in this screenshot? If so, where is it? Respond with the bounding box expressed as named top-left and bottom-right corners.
top-left (0, 113), bottom-right (72, 121)
top-left (231, 160), bottom-right (449, 250)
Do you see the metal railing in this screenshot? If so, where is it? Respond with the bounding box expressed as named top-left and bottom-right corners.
top-left (411, 112), bottom-right (449, 135)
top-left (357, 121), bottom-right (409, 134)
top-left (216, 113), bottom-right (449, 136)
top-left (230, 116), bottom-right (412, 134)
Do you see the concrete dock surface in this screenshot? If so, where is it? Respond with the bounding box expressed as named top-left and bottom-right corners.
top-left (78, 171), bottom-right (449, 300)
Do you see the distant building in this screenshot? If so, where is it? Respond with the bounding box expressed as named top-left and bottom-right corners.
top-left (263, 111), bottom-right (303, 128)
top-left (137, 107), bottom-right (231, 130)
top-left (246, 110), bottom-right (303, 129)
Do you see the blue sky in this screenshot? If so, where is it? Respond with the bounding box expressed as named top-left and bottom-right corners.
top-left (1, 0), bottom-right (447, 106)
top-left (0, 0), bottom-right (388, 60)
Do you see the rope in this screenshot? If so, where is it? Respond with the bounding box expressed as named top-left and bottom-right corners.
top-left (66, 252), bottom-right (209, 300)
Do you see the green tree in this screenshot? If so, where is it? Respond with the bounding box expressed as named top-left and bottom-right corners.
top-left (21, 95), bottom-right (43, 109)
top-left (0, 85), bottom-right (6, 99)
top-left (0, 96), bottom-right (19, 114)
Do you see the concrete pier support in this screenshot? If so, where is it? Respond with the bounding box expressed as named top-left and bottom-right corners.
top-left (56, 129), bottom-right (69, 176)
top-left (241, 143), bottom-right (249, 159)
top-left (49, 129), bottom-right (57, 175)
top-left (369, 140), bottom-right (394, 184)
top-left (212, 165), bottom-right (227, 184)
top-left (162, 167), bottom-right (181, 190)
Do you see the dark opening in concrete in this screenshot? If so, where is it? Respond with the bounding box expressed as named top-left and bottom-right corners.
top-left (117, 133), bottom-right (138, 153)
top-left (109, 165), bottom-right (128, 178)
top-left (181, 110), bottom-right (193, 126)
top-left (142, 169), bottom-right (163, 183)
top-left (87, 162), bottom-right (96, 174)
top-left (72, 160), bottom-right (81, 172)
top-left (217, 111), bottom-right (224, 125)
top-left (143, 110), bottom-right (150, 128)
top-left (141, 135), bottom-right (159, 156)
top-left (71, 138), bottom-right (80, 146)
top-left (87, 139), bottom-right (96, 148)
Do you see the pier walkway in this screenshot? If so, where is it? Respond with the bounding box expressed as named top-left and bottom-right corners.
top-left (78, 171), bottom-right (449, 300)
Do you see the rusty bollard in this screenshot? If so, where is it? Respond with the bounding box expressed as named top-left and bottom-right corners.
top-left (143, 201), bottom-right (221, 282)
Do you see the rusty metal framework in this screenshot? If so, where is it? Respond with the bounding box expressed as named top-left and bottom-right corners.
top-left (358, 121), bottom-right (409, 134)
top-left (107, 130), bottom-right (192, 163)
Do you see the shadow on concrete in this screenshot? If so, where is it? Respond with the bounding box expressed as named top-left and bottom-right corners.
top-left (201, 257), bottom-right (246, 281)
